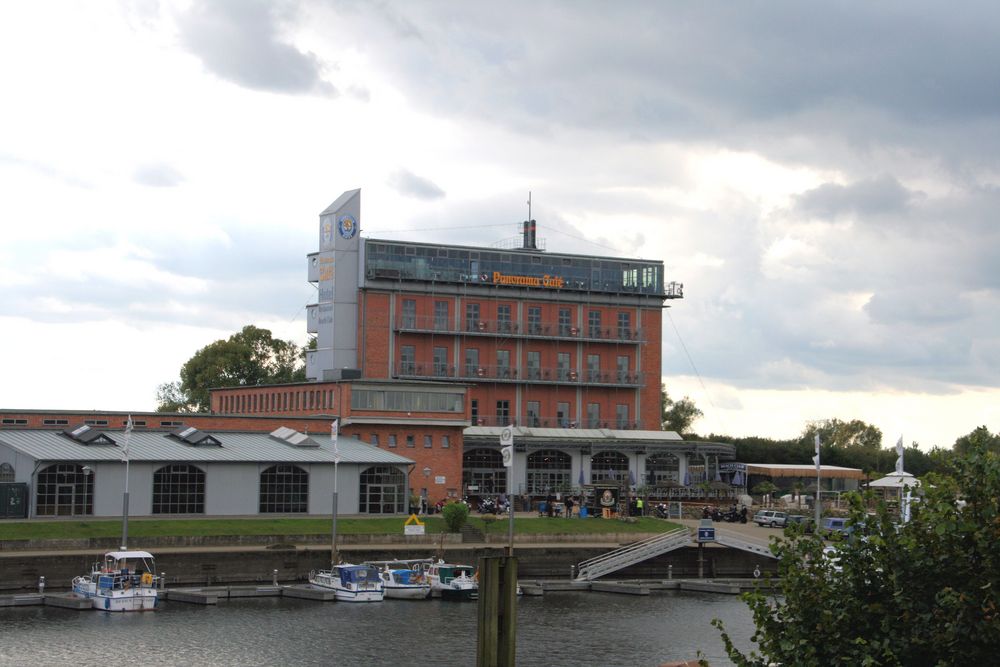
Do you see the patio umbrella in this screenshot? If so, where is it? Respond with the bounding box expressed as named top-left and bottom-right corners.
top-left (683, 471), bottom-right (691, 486)
top-left (578, 468), bottom-right (585, 486)
top-left (628, 470), bottom-right (636, 486)
top-left (714, 467), bottom-right (722, 482)
top-left (732, 470), bottom-right (743, 486)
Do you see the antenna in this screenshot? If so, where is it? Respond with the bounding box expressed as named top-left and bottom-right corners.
top-left (527, 191), bottom-right (532, 222)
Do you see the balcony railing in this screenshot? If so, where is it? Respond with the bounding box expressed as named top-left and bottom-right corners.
top-left (394, 315), bottom-right (644, 344)
top-left (394, 362), bottom-right (646, 387)
top-left (471, 415), bottom-right (642, 430)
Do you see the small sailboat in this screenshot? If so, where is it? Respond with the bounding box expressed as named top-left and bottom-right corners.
top-left (72, 550), bottom-right (159, 611)
top-left (309, 564), bottom-right (384, 602)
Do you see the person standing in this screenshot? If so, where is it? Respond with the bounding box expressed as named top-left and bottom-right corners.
top-left (636, 497), bottom-right (644, 517)
top-left (564, 496), bottom-right (574, 518)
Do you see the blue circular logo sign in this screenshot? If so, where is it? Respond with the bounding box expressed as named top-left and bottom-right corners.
top-left (337, 214), bottom-right (357, 240)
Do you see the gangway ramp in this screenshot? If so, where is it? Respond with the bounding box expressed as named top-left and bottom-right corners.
top-left (575, 528), bottom-right (690, 581)
top-left (713, 528), bottom-right (777, 559)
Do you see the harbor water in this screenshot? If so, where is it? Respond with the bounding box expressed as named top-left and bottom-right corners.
top-left (0, 590), bottom-right (756, 666)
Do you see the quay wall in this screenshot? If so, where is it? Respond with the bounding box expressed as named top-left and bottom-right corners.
top-left (0, 543), bottom-right (777, 592)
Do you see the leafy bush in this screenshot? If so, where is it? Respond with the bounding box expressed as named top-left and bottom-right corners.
top-left (441, 501), bottom-right (469, 533)
top-left (715, 441), bottom-right (1000, 666)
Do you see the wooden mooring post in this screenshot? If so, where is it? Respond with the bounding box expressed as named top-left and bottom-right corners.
top-left (476, 555), bottom-right (518, 667)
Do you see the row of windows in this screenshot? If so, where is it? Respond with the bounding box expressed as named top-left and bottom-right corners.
top-left (470, 399), bottom-right (632, 429)
top-left (400, 300), bottom-right (636, 339)
top-left (400, 346), bottom-right (633, 378)
top-left (221, 389), bottom-right (335, 414)
top-left (352, 432), bottom-right (452, 449)
top-left (350, 389), bottom-right (463, 413)
top-left (34, 464), bottom-right (406, 515)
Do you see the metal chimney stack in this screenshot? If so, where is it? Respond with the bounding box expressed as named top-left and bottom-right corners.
top-left (522, 219), bottom-right (537, 250)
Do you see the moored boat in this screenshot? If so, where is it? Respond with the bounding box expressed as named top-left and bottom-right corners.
top-left (309, 564), bottom-right (384, 602)
top-left (378, 567), bottom-right (432, 600)
top-left (72, 550), bottom-right (159, 612)
top-left (425, 561), bottom-right (478, 601)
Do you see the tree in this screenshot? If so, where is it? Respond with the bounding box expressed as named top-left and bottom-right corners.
top-left (442, 501), bottom-right (470, 533)
top-left (157, 325), bottom-right (307, 413)
top-left (661, 387), bottom-right (704, 435)
top-left (802, 418), bottom-right (883, 450)
top-left (953, 425), bottom-right (1000, 457)
top-left (714, 440), bottom-right (1000, 666)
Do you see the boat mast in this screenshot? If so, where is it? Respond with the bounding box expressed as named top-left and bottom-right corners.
top-left (121, 415), bottom-right (133, 551)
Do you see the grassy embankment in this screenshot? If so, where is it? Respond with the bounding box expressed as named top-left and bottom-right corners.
top-left (0, 516), bottom-right (680, 542)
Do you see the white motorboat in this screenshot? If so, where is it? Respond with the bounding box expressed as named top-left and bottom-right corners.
top-left (72, 550), bottom-right (159, 612)
top-left (425, 561), bottom-right (478, 601)
top-left (378, 567), bottom-right (432, 600)
top-left (309, 564), bottom-right (384, 602)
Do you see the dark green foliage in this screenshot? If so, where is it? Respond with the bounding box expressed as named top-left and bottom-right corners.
top-left (156, 325), bottom-right (306, 412)
top-left (715, 442), bottom-right (1000, 666)
top-left (661, 386), bottom-right (704, 435)
top-left (442, 501), bottom-right (470, 533)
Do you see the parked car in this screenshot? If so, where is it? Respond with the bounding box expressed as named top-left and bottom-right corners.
top-left (820, 516), bottom-right (851, 538)
top-left (785, 514), bottom-right (815, 533)
top-left (753, 509), bottom-right (788, 528)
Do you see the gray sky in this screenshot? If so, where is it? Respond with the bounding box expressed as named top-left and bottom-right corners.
top-left (1, 1), bottom-right (997, 449)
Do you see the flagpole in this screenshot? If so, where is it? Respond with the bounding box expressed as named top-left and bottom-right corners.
top-left (814, 434), bottom-right (822, 530)
top-left (121, 416), bottom-right (133, 551)
top-left (331, 420), bottom-right (340, 568)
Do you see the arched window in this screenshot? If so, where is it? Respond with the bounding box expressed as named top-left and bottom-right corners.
top-left (36, 463), bottom-right (93, 516)
top-left (590, 451), bottom-right (629, 484)
top-left (153, 464), bottom-right (205, 514)
top-left (462, 448), bottom-right (507, 496)
top-left (259, 465), bottom-right (308, 513)
top-left (0, 462), bottom-right (14, 482)
top-left (359, 466), bottom-right (406, 514)
top-left (645, 453), bottom-right (680, 486)
top-left (526, 449), bottom-right (571, 494)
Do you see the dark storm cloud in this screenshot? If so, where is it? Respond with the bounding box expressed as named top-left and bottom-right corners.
top-left (178, 0), bottom-right (336, 96)
top-left (387, 169), bottom-right (446, 200)
top-left (133, 163), bottom-right (184, 187)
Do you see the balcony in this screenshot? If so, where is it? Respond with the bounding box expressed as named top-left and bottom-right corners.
top-left (394, 314), bottom-right (644, 344)
top-left (393, 362), bottom-right (647, 388)
top-left (470, 415), bottom-right (641, 430)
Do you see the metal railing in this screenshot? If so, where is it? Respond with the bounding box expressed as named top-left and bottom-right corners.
top-left (395, 315), bottom-right (645, 344)
top-left (575, 528), bottom-right (691, 581)
top-left (394, 362), bottom-right (647, 388)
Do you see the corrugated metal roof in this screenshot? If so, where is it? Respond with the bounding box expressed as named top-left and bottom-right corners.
top-left (0, 430), bottom-right (413, 465)
top-left (462, 426), bottom-right (683, 442)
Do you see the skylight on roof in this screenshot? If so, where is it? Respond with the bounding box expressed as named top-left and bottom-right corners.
top-left (269, 427), bottom-right (319, 447)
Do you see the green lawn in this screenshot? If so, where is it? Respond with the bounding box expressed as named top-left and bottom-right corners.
top-left (0, 516), bottom-right (680, 542)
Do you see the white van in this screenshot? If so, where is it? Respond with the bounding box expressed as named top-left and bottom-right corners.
top-left (753, 509), bottom-right (788, 527)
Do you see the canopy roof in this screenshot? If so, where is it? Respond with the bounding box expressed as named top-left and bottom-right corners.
top-left (868, 472), bottom-right (920, 488)
top-left (745, 463), bottom-right (865, 480)
top-left (105, 550), bottom-right (155, 560)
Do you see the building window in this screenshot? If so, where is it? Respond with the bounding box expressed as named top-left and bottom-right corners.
top-left (557, 402), bottom-right (570, 428)
top-left (588, 310), bottom-right (602, 338)
top-left (616, 404), bottom-right (629, 430)
top-left (558, 307), bottom-right (572, 335)
top-left (370, 434), bottom-right (379, 446)
top-left (424, 435), bottom-right (433, 448)
top-left (587, 402), bottom-right (600, 428)
top-left (526, 350), bottom-right (540, 380)
top-left (617, 355), bottom-right (630, 382)
top-left (527, 449), bottom-right (571, 494)
top-left (351, 389), bottom-right (463, 412)
top-left (259, 465), bottom-right (308, 513)
top-left (527, 306), bottom-right (542, 334)
top-left (442, 435), bottom-right (450, 449)
top-left (434, 300), bottom-right (449, 331)
top-left (466, 302), bottom-right (481, 331)
top-left (591, 451), bottom-right (629, 484)
top-left (401, 299), bottom-right (416, 328)
top-left (497, 350), bottom-right (511, 378)
top-left (557, 352), bottom-right (571, 380)
top-left (433, 347), bottom-right (448, 376)
top-left (497, 304), bottom-right (512, 332)
top-left (465, 348), bottom-right (480, 377)
top-left (587, 354), bottom-right (601, 382)
top-left (462, 448), bottom-right (507, 496)
top-left (153, 464), bottom-right (205, 514)
top-left (388, 434), bottom-right (397, 448)
top-left (360, 466), bottom-right (407, 514)
top-left (646, 453), bottom-right (680, 486)
top-left (618, 311), bottom-right (632, 339)
top-left (35, 463), bottom-right (93, 516)
top-left (406, 435), bottom-right (415, 448)
top-left (526, 401), bottom-right (540, 427)
top-left (0, 462), bottom-right (14, 482)
top-left (496, 400), bottom-right (510, 425)
top-left (400, 346), bottom-right (415, 374)
top-left (471, 400), bottom-right (479, 425)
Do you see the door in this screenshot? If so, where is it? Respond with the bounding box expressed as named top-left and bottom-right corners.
top-left (57, 484), bottom-right (75, 516)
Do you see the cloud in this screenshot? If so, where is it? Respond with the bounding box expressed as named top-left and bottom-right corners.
top-left (387, 168), bottom-right (446, 200)
top-left (794, 175), bottom-right (916, 219)
top-left (133, 163), bottom-right (185, 187)
top-left (178, 0), bottom-right (336, 96)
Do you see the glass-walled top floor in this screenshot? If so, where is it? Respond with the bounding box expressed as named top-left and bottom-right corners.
top-left (362, 239), bottom-right (667, 297)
